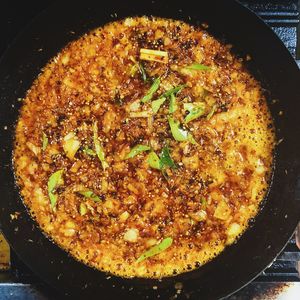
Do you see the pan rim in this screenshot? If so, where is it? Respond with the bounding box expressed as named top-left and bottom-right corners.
top-left (0, 0), bottom-right (300, 299)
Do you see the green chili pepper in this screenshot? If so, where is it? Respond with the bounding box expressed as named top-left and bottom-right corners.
top-left (93, 121), bottom-right (108, 169)
top-left (151, 97), bottom-right (166, 114)
top-left (160, 145), bottom-right (176, 169)
top-left (136, 237), bottom-right (173, 263)
top-left (168, 117), bottom-right (197, 144)
top-left (141, 78), bottom-right (160, 103)
top-left (169, 93), bottom-right (178, 113)
top-left (78, 190), bottom-right (101, 202)
top-left (147, 151), bottom-right (161, 170)
top-left (138, 62), bottom-right (147, 82)
top-left (207, 104), bottom-right (217, 120)
top-left (184, 63), bottom-right (211, 71)
top-left (42, 132), bottom-right (48, 151)
top-left (161, 84), bottom-right (186, 98)
top-left (79, 203), bottom-right (87, 216)
top-left (125, 144), bottom-right (151, 159)
top-left (168, 117), bottom-right (188, 141)
top-left (184, 102), bottom-right (206, 123)
top-left (48, 169), bottom-right (64, 208)
top-left (82, 146), bottom-right (96, 156)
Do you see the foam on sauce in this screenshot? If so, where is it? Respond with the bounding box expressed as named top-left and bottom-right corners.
top-left (14, 17), bottom-right (275, 278)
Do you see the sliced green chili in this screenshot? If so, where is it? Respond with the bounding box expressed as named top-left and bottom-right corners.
top-left (79, 203), bottom-right (87, 216)
top-left (83, 146), bottom-right (96, 156)
top-left (160, 145), bottom-right (176, 169)
top-left (136, 237), bottom-right (173, 263)
top-left (125, 144), bottom-right (151, 159)
top-left (42, 132), bottom-right (48, 151)
top-left (168, 117), bottom-right (188, 141)
top-left (184, 63), bottom-right (211, 71)
top-left (141, 78), bottom-right (160, 103)
top-left (138, 62), bottom-right (147, 82)
top-left (48, 169), bottom-right (64, 208)
top-left (151, 97), bottom-right (166, 114)
top-left (168, 117), bottom-right (197, 144)
top-left (169, 93), bottom-right (178, 113)
top-left (130, 64), bottom-right (138, 77)
top-left (77, 190), bottom-right (101, 202)
top-left (93, 121), bottom-right (108, 170)
top-left (147, 151), bottom-right (161, 170)
top-left (184, 102), bottom-right (206, 123)
top-left (161, 84), bottom-right (186, 98)
top-left (206, 104), bottom-right (217, 120)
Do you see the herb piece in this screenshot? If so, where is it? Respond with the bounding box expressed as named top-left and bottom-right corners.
top-left (79, 203), bottom-right (87, 216)
top-left (93, 121), bottom-right (108, 169)
top-left (184, 63), bottom-right (211, 71)
top-left (169, 93), bottom-right (178, 113)
top-left (48, 169), bottom-right (64, 208)
top-left (129, 64), bottom-right (139, 77)
top-left (140, 48), bottom-right (168, 64)
top-left (161, 84), bottom-right (186, 98)
top-left (82, 146), bottom-right (96, 156)
top-left (147, 151), bottom-right (161, 170)
top-left (147, 146), bottom-right (177, 175)
top-left (188, 135), bottom-right (197, 145)
top-left (151, 97), bottom-right (166, 114)
top-left (63, 132), bottom-right (81, 160)
top-left (125, 144), bottom-right (151, 159)
top-left (184, 102), bottom-right (206, 123)
top-left (168, 117), bottom-right (197, 144)
top-left (130, 62), bottom-right (147, 82)
top-left (160, 145), bottom-right (176, 169)
top-left (138, 62), bottom-right (147, 82)
top-left (136, 237), bottom-right (173, 263)
top-left (42, 132), bottom-right (48, 151)
top-left (141, 78), bottom-right (161, 103)
top-left (207, 104), bottom-right (217, 120)
top-left (168, 117), bottom-right (188, 141)
top-left (77, 190), bottom-right (101, 202)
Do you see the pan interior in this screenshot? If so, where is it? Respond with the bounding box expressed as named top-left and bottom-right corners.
top-left (13, 16), bottom-right (275, 279)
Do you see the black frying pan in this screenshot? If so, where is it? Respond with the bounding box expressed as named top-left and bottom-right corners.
top-left (0, 0), bottom-right (300, 299)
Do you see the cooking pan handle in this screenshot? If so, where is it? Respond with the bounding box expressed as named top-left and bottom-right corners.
top-left (296, 222), bottom-right (300, 278)
top-left (297, 223), bottom-right (300, 250)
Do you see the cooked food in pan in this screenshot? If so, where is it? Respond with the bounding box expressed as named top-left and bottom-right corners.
top-left (14, 16), bottom-right (275, 278)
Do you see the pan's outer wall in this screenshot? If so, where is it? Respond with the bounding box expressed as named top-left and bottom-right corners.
top-left (0, 0), bottom-right (300, 299)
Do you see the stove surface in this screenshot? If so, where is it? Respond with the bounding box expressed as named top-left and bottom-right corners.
top-left (0, 1), bottom-right (299, 299)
